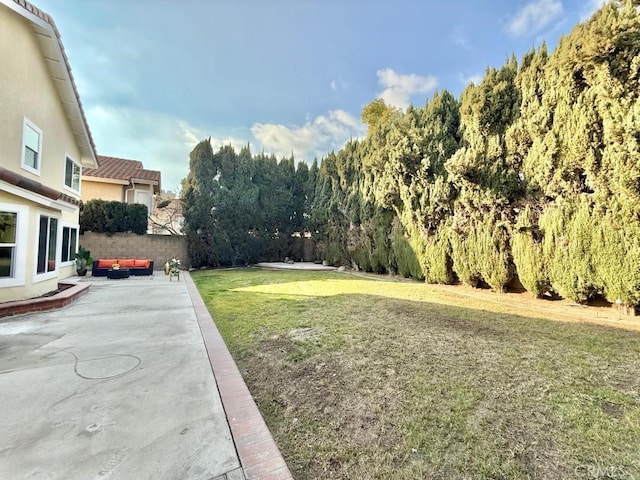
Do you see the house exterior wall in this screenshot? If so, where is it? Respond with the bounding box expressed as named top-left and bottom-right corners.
top-left (80, 179), bottom-right (124, 203)
top-left (82, 182), bottom-right (155, 214)
top-left (125, 183), bottom-right (155, 212)
top-left (0, 4), bottom-right (84, 302)
top-left (0, 192), bottom-right (78, 302)
top-left (0, 6), bottom-right (83, 193)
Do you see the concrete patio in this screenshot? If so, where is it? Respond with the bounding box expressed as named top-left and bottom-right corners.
top-left (0, 272), bottom-right (291, 480)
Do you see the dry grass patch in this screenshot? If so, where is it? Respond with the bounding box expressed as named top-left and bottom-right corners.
top-left (193, 268), bottom-right (640, 480)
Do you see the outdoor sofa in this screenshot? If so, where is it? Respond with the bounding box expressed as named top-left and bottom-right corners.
top-left (91, 258), bottom-right (154, 277)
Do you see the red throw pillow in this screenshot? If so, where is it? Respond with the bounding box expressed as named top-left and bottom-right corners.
top-left (97, 259), bottom-right (118, 268)
top-left (134, 259), bottom-right (151, 268)
top-left (118, 259), bottom-right (136, 268)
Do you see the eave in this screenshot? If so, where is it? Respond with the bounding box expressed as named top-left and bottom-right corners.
top-left (0, 166), bottom-right (79, 212)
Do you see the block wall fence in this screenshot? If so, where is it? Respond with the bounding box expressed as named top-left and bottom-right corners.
top-left (79, 233), bottom-right (318, 269)
top-left (79, 232), bottom-right (188, 270)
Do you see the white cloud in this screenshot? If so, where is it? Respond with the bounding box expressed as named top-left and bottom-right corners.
top-left (459, 72), bottom-right (484, 86)
top-left (87, 105), bottom-right (364, 190)
top-left (451, 25), bottom-right (468, 47)
top-left (376, 68), bottom-right (438, 109)
top-left (507, 0), bottom-right (563, 36)
top-left (331, 109), bottom-right (360, 129)
top-left (330, 77), bottom-right (348, 92)
top-left (86, 106), bottom-right (246, 191)
top-left (208, 137), bottom-right (253, 154)
top-left (250, 110), bottom-right (365, 161)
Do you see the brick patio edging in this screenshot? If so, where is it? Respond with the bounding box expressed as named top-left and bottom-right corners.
top-left (0, 282), bottom-right (90, 319)
top-left (183, 271), bottom-right (294, 480)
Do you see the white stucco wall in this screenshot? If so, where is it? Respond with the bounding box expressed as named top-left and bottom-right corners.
top-left (0, 5), bottom-right (83, 196)
top-left (81, 179), bottom-right (125, 203)
top-left (0, 4), bottom-right (84, 302)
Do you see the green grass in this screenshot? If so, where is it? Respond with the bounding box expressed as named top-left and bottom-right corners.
top-left (193, 268), bottom-right (640, 480)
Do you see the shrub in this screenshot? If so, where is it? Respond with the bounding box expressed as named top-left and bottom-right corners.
top-left (422, 227), bottom-right (454, 284)
top-left (449, 212), bottom-right (512, 291)
top-left (390, 220), bottom-right (424, 280)
top-left (449, 224), bottom-right (483, 288)
top-left (591, 205), bottom-right (640, 307)
top-left (541, 198), bottom-right (600, 303)
top-left (80, 200), bottom-right (148, 234)
top-left (511, 205), bottom-right (550, 297)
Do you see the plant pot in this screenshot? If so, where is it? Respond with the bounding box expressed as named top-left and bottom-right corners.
top-left (76, 258), bottom-right (88, 276)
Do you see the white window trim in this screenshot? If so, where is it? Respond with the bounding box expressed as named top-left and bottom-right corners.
top-left (0, 203), bottom-right (28, 288)
top-left (21, 117), bottom-right (42, 176)
top-left (33, 210), bottom-right (61, 284)
top-left (63, 153), bottom-right (82, 195)
top-left (134, 189), bottom-right (152, 213)
top-left (60, 222), bottom-right (79, 266)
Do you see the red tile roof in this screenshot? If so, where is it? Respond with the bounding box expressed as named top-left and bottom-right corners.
top-left (84, 156), bottom-right (161, 186)
top-left (9, 0), bottom-right (97, 164)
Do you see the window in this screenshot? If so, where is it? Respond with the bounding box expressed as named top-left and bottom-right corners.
top-left (0, 213), bottom-right (17, 278)
top-left (37, 215), bottom-right (58, 274)
top-left (0, 204), bottom-right (27, 287)
top-left (61, 226), bottom-right (78, 263)
top-left (22, 118), bottom-right (42, 175)
top-left (135, 190), bottom-right (151, 211)
top-left (64, 156), bottom-right (81, 192)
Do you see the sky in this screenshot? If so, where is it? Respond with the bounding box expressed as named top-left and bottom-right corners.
top-left (33, 0), bottom-right (608, 192)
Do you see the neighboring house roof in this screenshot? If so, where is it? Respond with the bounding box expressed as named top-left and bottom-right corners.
top-left (3, 0), bottom-right (97, 167)
top-left (84, 155), bottom-right (161, 191)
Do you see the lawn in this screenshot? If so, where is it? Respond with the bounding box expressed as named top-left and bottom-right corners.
top-left (192, 268), bottom-right (640, 480)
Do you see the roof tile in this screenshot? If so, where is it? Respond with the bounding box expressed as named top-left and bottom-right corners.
top-left (84, 155), bottom-right (161, 185)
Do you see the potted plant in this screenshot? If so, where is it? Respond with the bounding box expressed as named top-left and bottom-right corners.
top-left (74, 246), bottom-right (93, 276)
top-left (169, 257), bottom-right (181, 281)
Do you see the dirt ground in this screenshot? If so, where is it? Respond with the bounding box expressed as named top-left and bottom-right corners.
top-left (257, 263), bottom-right (640, 332)
top-left (339, 270), bottom-right (640, 332)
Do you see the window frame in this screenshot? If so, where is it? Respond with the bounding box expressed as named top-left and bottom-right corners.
top-left (63, 154), bottom-right (82, 194)
top-left (21, 117), bottom-right (42, 176)
top-left (33, 211), bottom-right (60, 283)
top-left (60, 223), bottom-right (79, 265)
top-left (0, 203), bottom-right (28, 288)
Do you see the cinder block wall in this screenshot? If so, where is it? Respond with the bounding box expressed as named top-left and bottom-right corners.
top-left (79, 232), bottom-right (189, 270)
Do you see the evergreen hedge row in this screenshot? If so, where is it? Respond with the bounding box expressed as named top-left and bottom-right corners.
top-left (181, 2), bottom-right (640, 310)
top-left (80, 199), bottom-right (148, 235)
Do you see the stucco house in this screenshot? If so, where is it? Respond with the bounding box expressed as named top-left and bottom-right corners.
top-left (81, 155), bottom-right (161, 223)
top-left (0, 0), bottom-right (98, 302)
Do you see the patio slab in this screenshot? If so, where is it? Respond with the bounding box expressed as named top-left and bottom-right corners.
top-left (0, 273), bottom-right (240, 480)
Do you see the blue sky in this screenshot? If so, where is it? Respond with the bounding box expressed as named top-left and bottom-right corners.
top-left (34, 0), bottom-right (607, 191)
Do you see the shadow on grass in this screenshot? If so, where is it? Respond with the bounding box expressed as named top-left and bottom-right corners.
top-left (192, 269), bottom-right (640, 480)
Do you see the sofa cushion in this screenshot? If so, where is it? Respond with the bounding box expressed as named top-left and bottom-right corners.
top-left (97, 259), bottom-right (118, 268)
top-left (134, 259), bottom-right (151, 268)
top-left (118, 259), bottom-right (136, 268)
